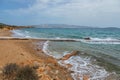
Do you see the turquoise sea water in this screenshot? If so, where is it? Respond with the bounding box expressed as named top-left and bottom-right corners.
top-left (12, 28), bottom-right (120, 80)
top-left (12, 28), bottom-right (120, 39)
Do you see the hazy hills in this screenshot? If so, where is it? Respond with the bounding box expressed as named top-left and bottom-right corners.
top-left (32, 24), bottom-right (91, 28)
top-left (0, 23), bottom-right (119, 29)
top-left (32, 24), bottom-right (120, 28)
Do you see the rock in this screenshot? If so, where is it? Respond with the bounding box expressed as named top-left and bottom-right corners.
top-left (55, 76), bottom-right (61, 80)
top-left (33, 61), bottom-right (40, 69)
top-left (38, 74), bottom-right (42, 77)
top-left (46, 66), bottom-right (51, 71)
top-left (70, 71), bottom-right (74, 73)
top-left (55, 70), bottom-right (59, 74)
top-left (0, 70), bottom-right (2, 74)
top-left (0, 66), bottom-right (3, 69)
top-left (66, 64), bottom-right (72, 68)
top-left (40, 74), bottom-right (51, 80)
top-left (67, 77), bottom-right (72, 80)
top-left (20, 53), bottom-right (24, 56)
top-left (84, 37), bottom-right (91, 40)
top-left (37, 67), bottom-right (45, 73)
top-left (83, 75), bottom-right (89, 80)
top-left (37, 49), bottom-right (40, 51)
top-left (3, 27), bottom-right (9, 31)
top-left (61, 51), bottom-right (79, 60)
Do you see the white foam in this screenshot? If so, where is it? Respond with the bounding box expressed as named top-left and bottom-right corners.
top-left (11, 30), bottom-right (120, 44)
top-left (11, 30), bottom-right (25, 37)
top-left (81, 37), bottom-right (120, 44)
top-left (42, 41), bottom-right (71, 59)
top-left (25, 31), bottom-right (29, 34)
top-left (90, 37), bottom-right (119, 41)
top-left (11, 29), bottom-right (120, 44)
top-left (55, 37), bottom-right (61, 39)
top-left (42, 41), bottom-right (117, 80)
top-left (42, 41), bottom-right (51, 56)
top-left (58, 56), bottom-right (115, 80)
top-left (82, 41), bottom-right (120, 44)
top-left (11, 30), bottom-right (32, 38)
top-left (37, 37), bottom-right (120, 44)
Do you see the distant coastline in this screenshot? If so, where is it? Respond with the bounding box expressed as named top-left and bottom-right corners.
top-left (0, 23), bottom-right (32, 30)
top-left (1, 23), bottom-right (119, 29)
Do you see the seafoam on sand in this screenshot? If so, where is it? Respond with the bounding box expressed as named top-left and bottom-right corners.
top-left (42, 41), bottom-right (116, 80)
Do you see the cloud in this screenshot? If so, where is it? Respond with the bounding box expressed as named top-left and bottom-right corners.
top-left (3, 0), bottom-right (120, 26)
top-left (48, 0), bottom-right (120, 16)
top-left (7, 0), bottom-right (120, 15)
top-left (3, 0), bottom-right (33, 4)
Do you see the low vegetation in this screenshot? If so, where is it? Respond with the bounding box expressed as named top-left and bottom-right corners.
top-left (0, 23), bottom-right (32, 30)
top-left (15, 65), bottom-right (38, 80)
top-left (2, 63), bottom-right (38, 80)
top-left (2, 63), bottom-right (19, 80)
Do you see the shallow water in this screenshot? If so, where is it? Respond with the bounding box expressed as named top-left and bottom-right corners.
top-left (42, 41), bottom-right (119, 80)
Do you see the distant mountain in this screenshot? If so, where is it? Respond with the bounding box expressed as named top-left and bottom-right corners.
top-left (32, 24), bottom-right (91, 28)
top-left (1, 23), bottom-right (119, 29)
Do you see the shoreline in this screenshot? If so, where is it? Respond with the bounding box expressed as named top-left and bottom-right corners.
top-left (0, 29), bottom-right (73, 80)
top-left (0, 29), bottom-right (120, 80)
top-left (0, 29), bottom-right (12, 37)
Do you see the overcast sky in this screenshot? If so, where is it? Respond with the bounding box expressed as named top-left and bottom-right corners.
top-left (0, 0), bottom-right (120, 27)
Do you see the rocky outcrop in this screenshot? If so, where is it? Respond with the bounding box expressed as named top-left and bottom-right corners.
top-left (84, 37), bottom-right (91, 40)
top-left (60, 51), bottom-right (79, 60)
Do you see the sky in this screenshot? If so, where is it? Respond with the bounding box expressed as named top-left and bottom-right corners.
top-left (0, 0), bottom-right (120, 27)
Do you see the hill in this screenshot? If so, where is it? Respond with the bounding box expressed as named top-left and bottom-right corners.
top-left (32, 24), bottom-right (91, 28)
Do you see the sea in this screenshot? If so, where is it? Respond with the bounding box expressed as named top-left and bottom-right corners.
top-left (12, 28), bottom-right (120, 80)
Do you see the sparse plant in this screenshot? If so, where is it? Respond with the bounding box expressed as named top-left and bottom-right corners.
top-left (15, 65), bottom-right (38, 80)
top-left (2, 63), bottom-right (19, 79)
top-left (2, 63), bottom-right (38, 80)
top-left (3, 63), bottom-right (19, 76)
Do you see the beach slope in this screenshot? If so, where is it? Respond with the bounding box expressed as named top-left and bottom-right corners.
top-left (0, 30), bottom-right (73, 80)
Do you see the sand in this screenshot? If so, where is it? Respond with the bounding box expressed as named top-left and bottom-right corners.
top-left (0, 29), bottom-right (12, 37)
top-left (0, 30), bottom-right (73, 80)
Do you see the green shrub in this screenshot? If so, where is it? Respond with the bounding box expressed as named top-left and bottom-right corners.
top-left (15, 65), bottom-right (38, 80)
top-left (3, 63), bottom-right (19, 77)
top-left (2, 63), bottom-right (38, 80)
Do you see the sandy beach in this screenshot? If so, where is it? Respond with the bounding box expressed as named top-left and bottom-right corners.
top-left (0, 30), bottom-right (73, 80)
top-left (0, 29), bottom-right (12, 37)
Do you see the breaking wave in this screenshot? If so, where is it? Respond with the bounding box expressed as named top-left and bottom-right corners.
top-left (42, 41), bottom-right (116, 80)
top-left (11, 30), bottom-right (31, 38)
top-left (81, 37), bottom-right (120, 44)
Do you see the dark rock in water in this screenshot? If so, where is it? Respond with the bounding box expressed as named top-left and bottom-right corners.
top-left (84, 37), bottom-right (91, 40)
